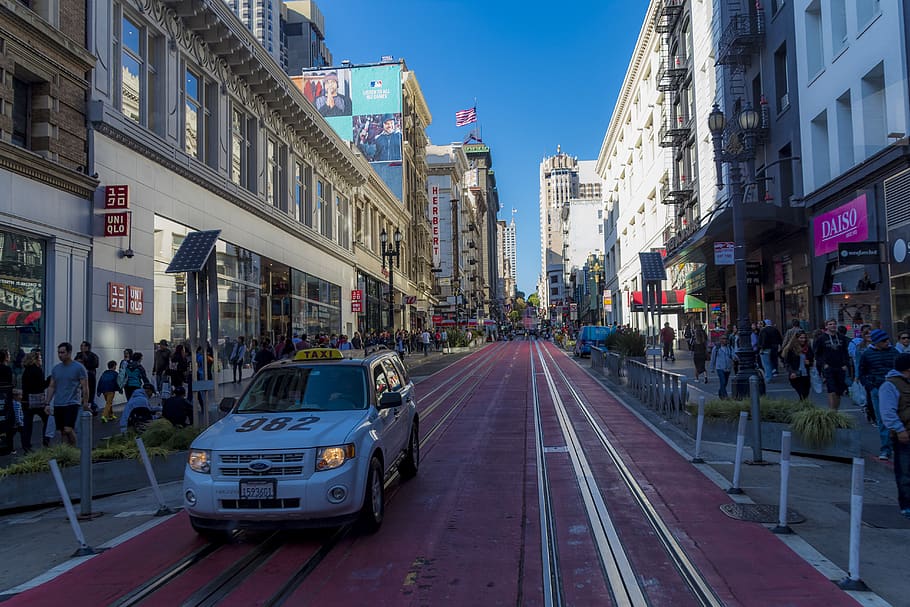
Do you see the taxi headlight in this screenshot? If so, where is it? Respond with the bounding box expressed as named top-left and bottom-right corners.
top-left (316, 444), bottom-right (355, 471)
top-left (188, 449), bottom-right (211, 474)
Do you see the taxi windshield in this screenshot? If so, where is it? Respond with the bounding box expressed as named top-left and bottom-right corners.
top-left (236, 366), bottom-right (367, 413)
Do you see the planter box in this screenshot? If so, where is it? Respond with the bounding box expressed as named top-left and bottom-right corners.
top-left (683, 414), bottom-right (861, 460)
top-left (0, 451), bottom-right (187, 511)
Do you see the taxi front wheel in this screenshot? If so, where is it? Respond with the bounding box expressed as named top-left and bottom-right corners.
top-left (358, 456), bottom-right (384, 533)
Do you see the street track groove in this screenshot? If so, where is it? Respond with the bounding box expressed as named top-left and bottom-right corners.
top-left (534, 340), bottom-right (724, 607)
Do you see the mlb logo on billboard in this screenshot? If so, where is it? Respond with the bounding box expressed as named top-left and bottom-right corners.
top-left (369, 80), bottom-right (383, 88)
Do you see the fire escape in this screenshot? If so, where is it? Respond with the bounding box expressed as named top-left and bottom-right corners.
top-left (655, 0), bottom-right (694, 251)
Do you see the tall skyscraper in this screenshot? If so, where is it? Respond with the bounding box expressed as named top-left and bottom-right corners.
top-left (224, 0), bottom-right (285, 68)
top-left (504, 210), bottom-right (517, 286)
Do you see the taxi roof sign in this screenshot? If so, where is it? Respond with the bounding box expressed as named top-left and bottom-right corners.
top-left (293, 348), bottom-right (344, 361)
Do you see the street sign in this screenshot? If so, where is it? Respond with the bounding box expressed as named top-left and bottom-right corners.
top-left (603, 290), bottom-right (612, 312)
top-left (714, 242), bottom-right (734, 265)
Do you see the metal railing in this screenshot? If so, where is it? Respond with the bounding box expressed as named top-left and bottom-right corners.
top-left (590, 347), bottom-right (688, 420)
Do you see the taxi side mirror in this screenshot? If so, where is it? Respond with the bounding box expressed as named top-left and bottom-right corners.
top-left (219, 397), bottom-right (236, 413)
top-left (377, 391), bottom-right (403, 409)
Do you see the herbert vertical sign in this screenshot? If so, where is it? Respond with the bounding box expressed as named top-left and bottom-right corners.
top-left (429, 184), bottom-right (440, 269)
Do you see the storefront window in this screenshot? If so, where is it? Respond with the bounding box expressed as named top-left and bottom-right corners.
top-left (892, 273), bottom-right (910, 334)
top-left (825, 292), bottom-right (880, 335)
top-left (783, 284), bottom-right (809, 329)
top-left (0, 230), bottom-right (44, 369)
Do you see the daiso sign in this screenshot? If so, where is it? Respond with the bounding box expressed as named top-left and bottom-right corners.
top-left (813, 194), bottom-right (869, 255)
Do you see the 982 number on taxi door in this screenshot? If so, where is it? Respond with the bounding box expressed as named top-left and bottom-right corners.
top-left (235, 417), bottom-right (319, 432)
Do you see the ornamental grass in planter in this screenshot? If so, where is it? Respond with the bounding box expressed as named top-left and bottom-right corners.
top-left (0, 420), bottom-right (201, 477)
top-left (685, 397), bottom-right (856, 448)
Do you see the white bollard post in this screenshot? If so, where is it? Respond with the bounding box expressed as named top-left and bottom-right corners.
top-left (136, 438), bottom-right (177, 516)
top-left (691, 396), bottom-right (706, 464)
top-left (49, 459), bottom-right (98, 556)
top-left (772, 431), bottom-right (793, 534)
top-left (838, 458), bottom-right (869, 590)
top-left (727, 411), bottom-right (748, 494)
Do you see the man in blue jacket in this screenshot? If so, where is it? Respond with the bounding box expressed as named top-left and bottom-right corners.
top-left (878, 353), bottom-right (910, 518)
top-left (859, 330), bottom-right (899, 460)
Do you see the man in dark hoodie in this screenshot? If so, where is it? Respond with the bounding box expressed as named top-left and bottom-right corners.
top-left (859, 330), bottom-right (899, 460)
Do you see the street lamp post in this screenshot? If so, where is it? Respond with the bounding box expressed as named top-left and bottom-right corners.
top-left (592, 260), bottom-right (603, 326)
top-left (708, 102), bottom-right (763, 399)
top-left (380, 227), bottom-right (402, 332)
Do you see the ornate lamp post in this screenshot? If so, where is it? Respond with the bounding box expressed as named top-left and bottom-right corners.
top-left (708, 102), bottom-right (762, 398)
top-left (592, 259), bottom-right (603, 325)
top-left (380, 227), bottom-right (402, 332)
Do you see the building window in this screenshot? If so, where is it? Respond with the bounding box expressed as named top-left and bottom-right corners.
top-left (831, 0), bottom-right (847, 52)
top-left (117, 12), bottom-right (160, 130)
top-left (184, 69), bottom-right (201, 159)
top-left (836, 91), bottom-right (854, 171)
top-left (774, 43), bottom-right (789, 113)
top-left (811, 110), bottom-right (830, 186)
top-left (231, 107), bottom-right (249, 188)
top-left (315, 178), bottom-right (326, 233)
top-left (861, 62), bottom-right (887, 158)
top-left (857, 0), bottom-right (881, 30)
top-left (11, 77), bottom-right (31, 149)
top-left (293, 161), bottom-right (304, 222)
top-left (266, 137), bottom-right (279, 206)
top-left (336, 194), bottom-right (349, 248)
top-left (805, 1), bottom-right (824, 78)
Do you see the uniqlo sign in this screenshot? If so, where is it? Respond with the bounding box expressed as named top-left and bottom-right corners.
top-left (104, 212), bottom-right (130, 237)
top-left (104, 185), bottom-right (129, 209)
top-left (351, 301), bottom-right (363, 313)
top-left (351, 289), bottom-right (363, 301)
top-left (127, 286), bottom-right (144, 315)
top-left (108, 283), bottom-right (126, 313)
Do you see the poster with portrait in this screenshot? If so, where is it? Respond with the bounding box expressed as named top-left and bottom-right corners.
top-left (298, 63), bottom-right (404, 201)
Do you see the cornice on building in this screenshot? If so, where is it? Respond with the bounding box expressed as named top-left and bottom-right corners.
top-left (0, 140), bottom-right (98, 198)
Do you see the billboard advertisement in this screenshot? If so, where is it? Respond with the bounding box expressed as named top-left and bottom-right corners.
top-left (297, 64), bottom-right (403, 200)
top-left (812, 193), bottom-right (869, 255)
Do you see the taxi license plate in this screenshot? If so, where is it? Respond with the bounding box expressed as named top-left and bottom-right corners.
top-left (239, 479), bottom-right (276, 500)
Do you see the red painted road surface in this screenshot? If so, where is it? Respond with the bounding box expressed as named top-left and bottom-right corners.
top-left (4, 341), bottom-right (861, 606)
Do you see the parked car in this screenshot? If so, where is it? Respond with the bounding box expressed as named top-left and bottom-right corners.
top-left (183, 348), bottom-right (419, 540)
top-left (573, 325), bottom-right (612, 357)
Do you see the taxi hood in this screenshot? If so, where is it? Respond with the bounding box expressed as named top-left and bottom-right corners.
top-left (192, 410), bottom-right (372, 451)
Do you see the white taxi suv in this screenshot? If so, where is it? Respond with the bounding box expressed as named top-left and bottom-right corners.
top-left (183, 348), bottom-right (419, 539)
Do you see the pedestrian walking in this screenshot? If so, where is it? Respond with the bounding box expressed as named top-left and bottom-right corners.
top-left (120, 351), bottom-right (150, 399)
top-left (0, 350), bottom-right (14, 454)
top-left (96, 360), bottom-right (121, 423)
top-left (169, 344), bottom-right (189, 390)
top-left (660, 322), bottom-right (676, 361)
top-left (20, 351), bottom-right (49, 451)
top-left (421, 329), bottom-right (431, 356)
top-left (758, 319), bottom-right (783, 382)
top-left (859, 330), bottom-right (899, 460)
top-left (897, 332), bottom-right (910, 354)
top-left (877, 352), bottom-right (910, 518)
top-left (441, 329), bottom-right (449, 354)
top-left (44, 342), bottom-right (89, 446)
top-left (709, 334), bottom-right (736, 399)
top-left (691, 325), bottom-right (708, 383)
top-left (813, 319), bottom-right (851, 410)
top-left (782, 330), bottom-right (813, 400)
top-left (75, 341), bottom-right (100, 414)
top-left (228, 337), bottom-right (246, 383)
top-left (152, 340), bottom-right (172, 392)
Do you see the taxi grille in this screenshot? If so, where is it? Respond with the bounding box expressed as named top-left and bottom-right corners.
top-left (217, 451), bottom-right (307, 479)
top-left (221, 498), bottom-right (301, 510)
top-left (220, 467), bottom-right (303, 477)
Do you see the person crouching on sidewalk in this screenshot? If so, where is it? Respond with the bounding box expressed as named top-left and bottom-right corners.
top-left (877, 353), bottom-right (910, 519)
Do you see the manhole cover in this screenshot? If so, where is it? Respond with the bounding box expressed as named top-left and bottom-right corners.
top-left (720, 503), bottom-right (805, 524)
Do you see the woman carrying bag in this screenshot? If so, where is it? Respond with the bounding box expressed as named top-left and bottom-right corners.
top-left (782, 330), bottom-right (814, 400)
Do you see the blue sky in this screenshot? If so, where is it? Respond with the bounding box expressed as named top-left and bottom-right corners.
top-left (316, 1), bottom-right (650, 295)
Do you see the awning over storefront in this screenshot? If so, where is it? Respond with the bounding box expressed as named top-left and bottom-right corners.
top-left (630, 289), bottom-right (686, 312)
top-left (685, 295), bottom-right (707, 312)
top-left (0, 309), bottom-right (41, 326)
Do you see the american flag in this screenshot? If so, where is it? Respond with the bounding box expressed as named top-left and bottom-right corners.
top-left (455, 107), bottom-right (477, 127)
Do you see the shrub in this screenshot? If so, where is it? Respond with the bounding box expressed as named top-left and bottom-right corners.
top-left (607, 331), bottom-right (646, 357)
top-left (789, 407), bottom-right (856, 447)
top-left (686, 397), bottom-right (809, 424)
top-left (0, 420), bottom-right (201, 475)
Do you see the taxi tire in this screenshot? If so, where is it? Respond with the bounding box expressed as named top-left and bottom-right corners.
top-left (358, 456), bottom-right (384, 534)
top-left (399, 424), bottom-right (419, 480)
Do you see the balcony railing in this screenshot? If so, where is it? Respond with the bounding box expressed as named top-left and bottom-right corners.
top-left (716, 11), bottom-right (765, 66)
top-left (654, 0), bottom-right (684, 34)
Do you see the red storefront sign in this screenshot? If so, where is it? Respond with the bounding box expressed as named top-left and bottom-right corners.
top-left (104, 212), bottom-right (130, 237)
top-left (351, 301), bottom-right (362, 313)
top-left (108, 283), bottom-right (126, 313)
top-left (104, 185), bottom-right (129, 209)
top-left (127, 286), bottom-right (144, 315)
top-left (351, 289), bottom-right (363, 301)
